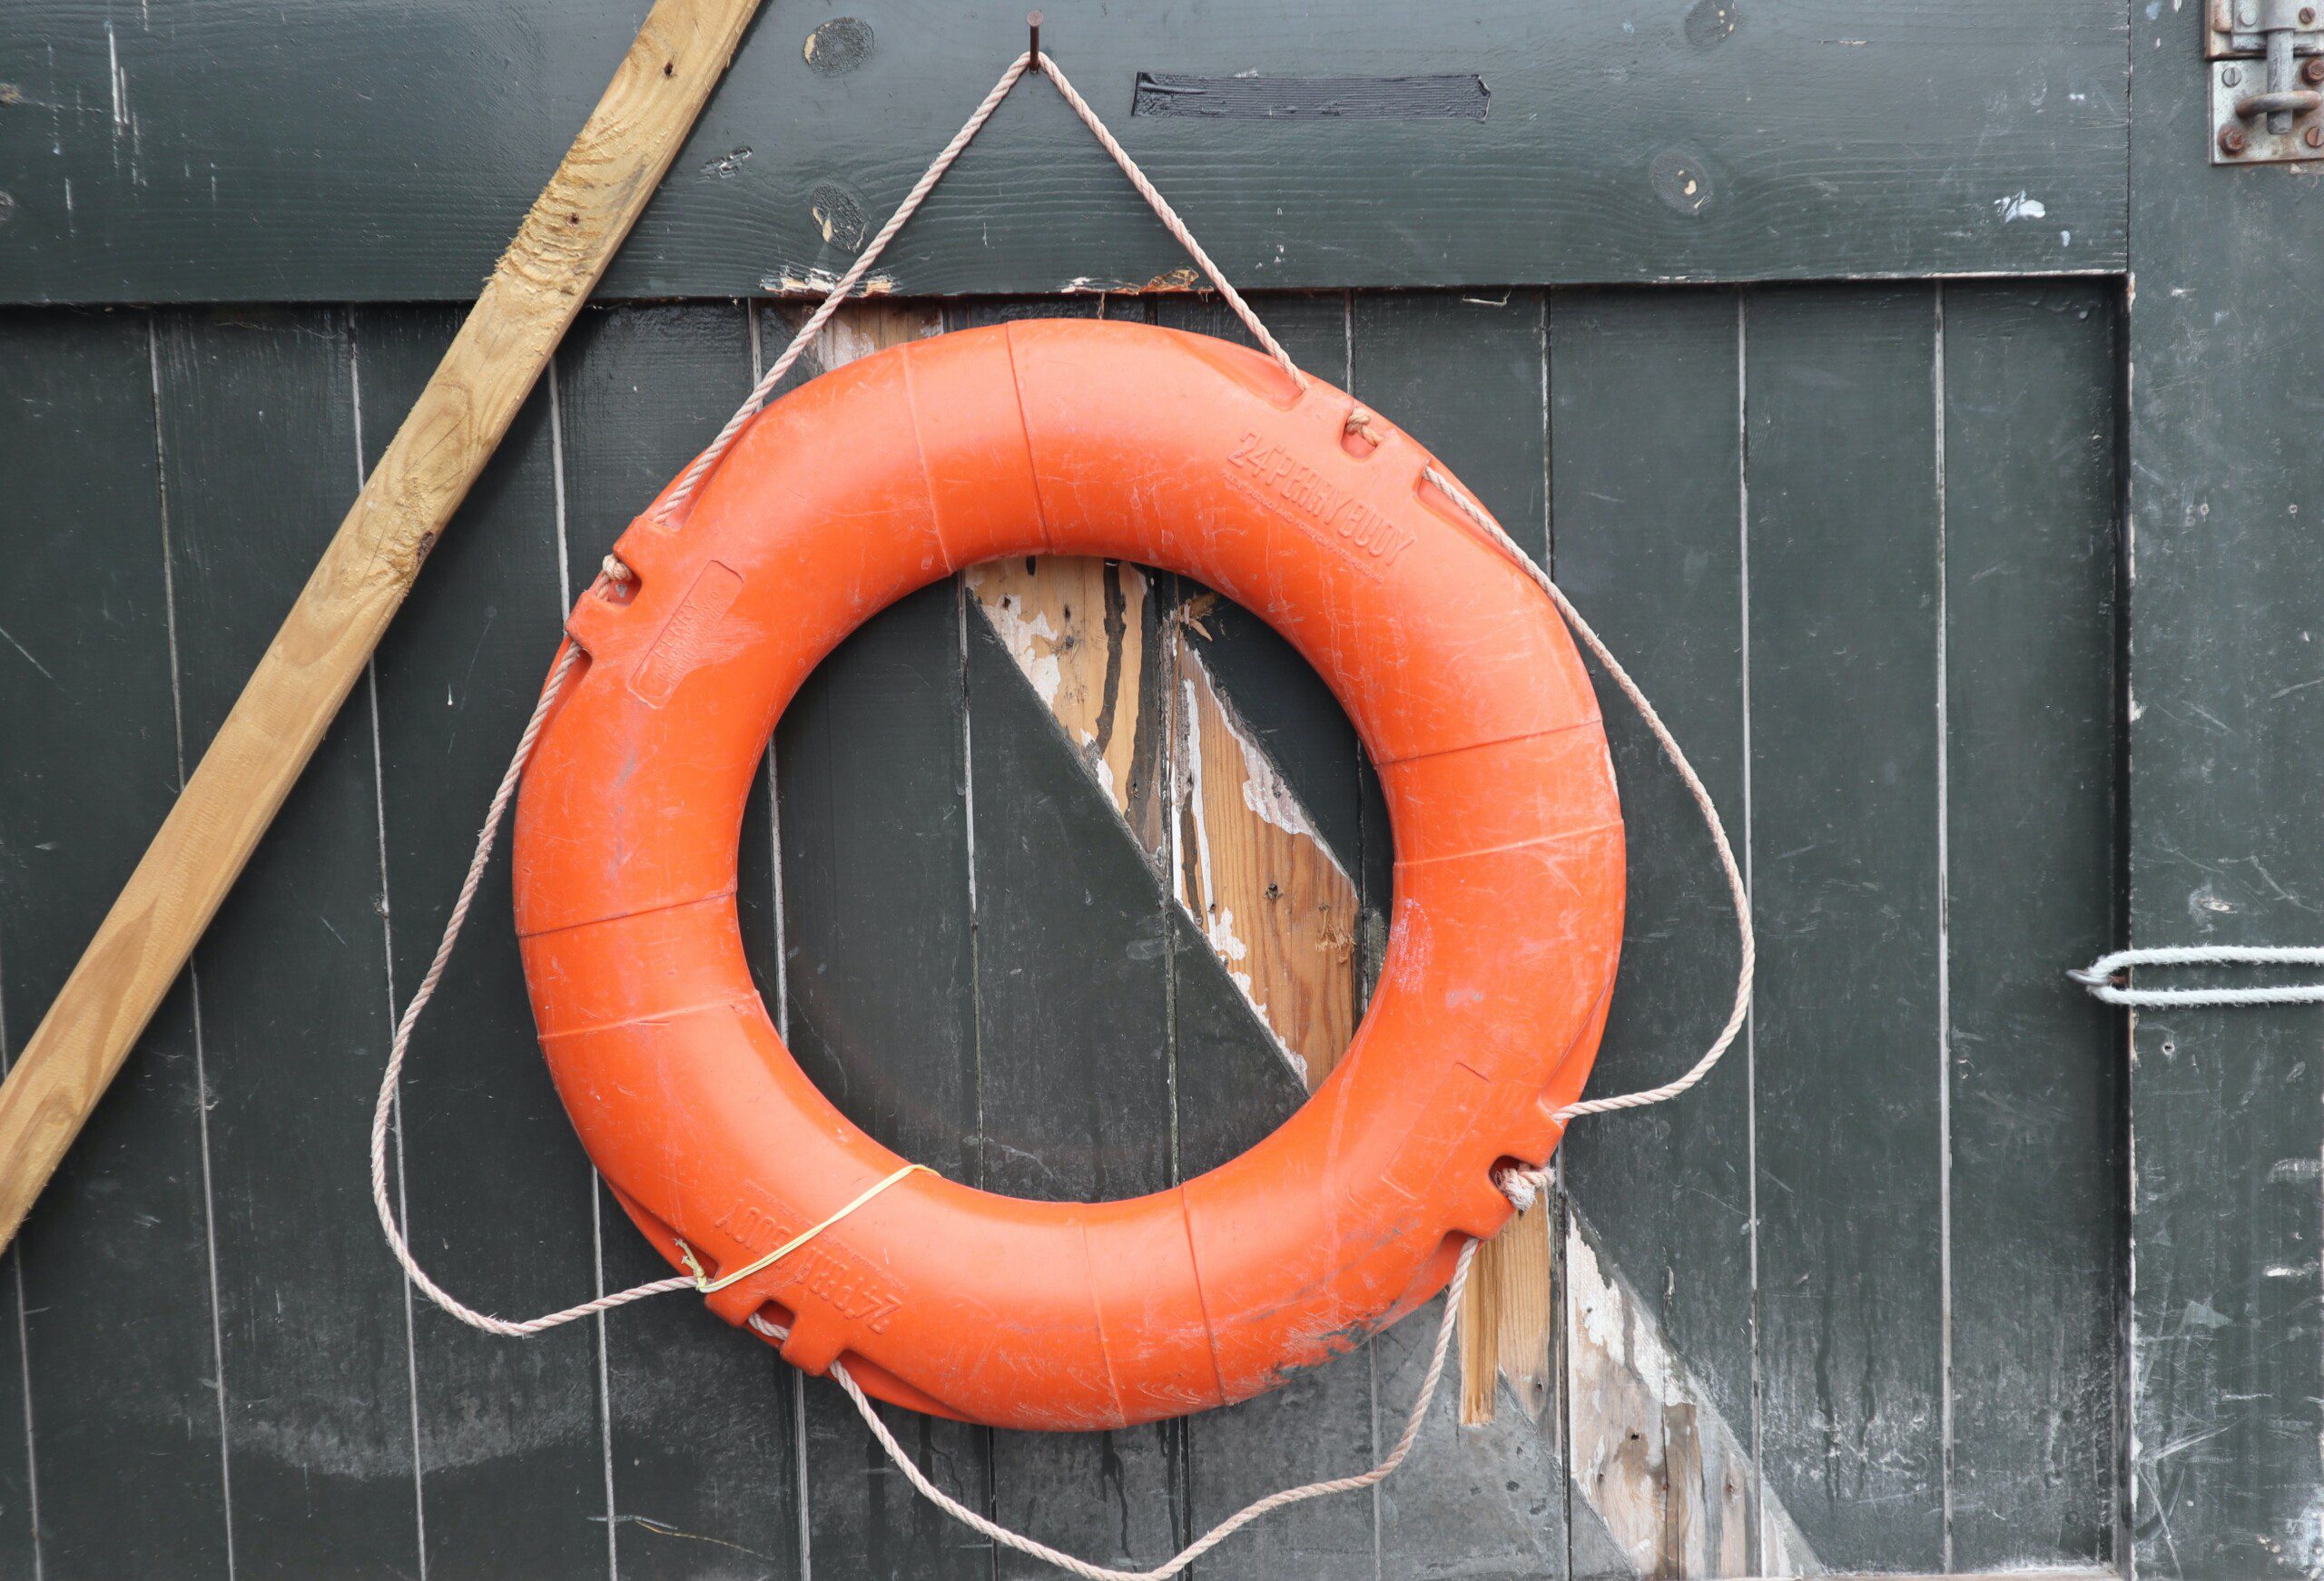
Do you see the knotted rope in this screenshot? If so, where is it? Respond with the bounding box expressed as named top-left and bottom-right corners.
top-left (371, 41), bottom-right (1756, 1578)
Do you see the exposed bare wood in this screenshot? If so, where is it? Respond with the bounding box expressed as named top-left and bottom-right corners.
top-left (1461, 1196), bottom-right (1554, 1425)
top-left (1167, 635), bottom-right (1357, 1087)
top-left (963, 544), bottom-right (1565, 1429)
top-left (0, 0), bottom-right (769, 1253)
top-left (1565, 1217), bottom-right (1810, 1577)
top-left (964, 557), bottom-right (1166, 861)
top-left (783, 297), bottom-right (946, 369)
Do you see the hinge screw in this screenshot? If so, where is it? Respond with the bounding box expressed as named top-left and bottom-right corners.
top-left (2303, 6), bottom-right (2319, 24)
top-left (2223, 64), bottom-right (2244, 85)
top-left (2304, 56), bottom-right (2324, 83)
top-left (2221, 122), bottom-right (2252, 154)
top-left (2307, 124), bottom-right (2324, 148)
top-left (2239, 0), bottom-right (2260, 24)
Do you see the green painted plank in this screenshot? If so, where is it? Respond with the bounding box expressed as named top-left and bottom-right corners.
top-left (2124, 5), bottom-right (2324, 1573)
top-left (1939, 280), bottom-right (2121, 1571)
top-left (1549, 286), bottom-right (1758, 1576)
top-left (1743, 284), bottom-right (1945, 1570)
top-left (0, 2), bottom-right (2125, 304)
top-left (778, 573), bottom-right (981, 1581)
top-left (936, 292), bottom-right (1185, 1579)
top-left (963, 604), bottom-right (1190, 1574)
top-left (1351, 289), bottom-right (1571, 1576)
top-left (550, 302), bottom-right (810, 1579)
top-left (1170, 902), bottom-right (1382, 1581)
top-left (1147, 290), bottom-right (1386, 1581)
top-left (0, 308), bottom-right (224, 1577)
top-left (355, 307), bottom-right (613, 1579)
top-left (751, 302), bottom-right (985, 1581)
top-left (153, 307), bottom-right (419, 1578)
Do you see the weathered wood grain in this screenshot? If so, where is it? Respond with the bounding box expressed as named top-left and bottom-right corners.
top-left (0, 1), bottom-right (2126, 303)
top-left (0, 308), bottom-right (225, 1577)
top-left (2125, 4), bottom-right (2324, 1573)
top-left (0, 0), bottom-right (771, 1262)
top-left (1939, 281), bottom-right (2120, 1570)
top-left (966, 556), bottom-right (1167, 862)
top-left (1169, 635), bottom-right (1358, 1090)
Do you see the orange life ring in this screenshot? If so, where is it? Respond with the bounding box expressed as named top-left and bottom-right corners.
top-left (513, 319), bottom-right (1624, 1430)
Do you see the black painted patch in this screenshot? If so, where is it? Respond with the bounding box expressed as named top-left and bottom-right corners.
top-left (808, 180), bottom-right (868, 251)
top-left (803, 16), bottom-right (873, 75)
top-left (1132, 72), bottom-right (1488, 121)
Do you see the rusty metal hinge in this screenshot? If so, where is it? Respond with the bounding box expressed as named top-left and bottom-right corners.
top-left (2210, 0), bottom-right (2324, 162)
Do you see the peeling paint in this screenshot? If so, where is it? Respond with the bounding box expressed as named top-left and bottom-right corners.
top-left (1565, 1217), bottom-right (1819, 1576)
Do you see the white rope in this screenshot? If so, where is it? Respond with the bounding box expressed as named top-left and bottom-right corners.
top-left (1412, 467), bottom-right (1756, 1211)
top-left (2070, 946), bottom-right (2324, 1007)
top-left (825, 1241), bottom-right (1476, 1581)
top-left (652, 53), bottom-right (1036, 525)
top-left (369, 643), bottom-right (697, 1336)
top-left (368, 37), bottom-right (1757, 1577)
top-left (652, 51), bottom-right (1303, 532)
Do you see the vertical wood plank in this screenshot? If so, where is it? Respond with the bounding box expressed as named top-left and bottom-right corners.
top-left (1549, 287), bottom-right (1761, 1578)
top-left (741, 301), bottom-right (984, 1581)
top-left (1939, 280), bottom-right (2122, 1572)
top-left (941, 292), bottom-right (1184, 1579)
top-left (0, 308), bottom-right (225, 1578)
top-left (1744, 284), bottom-right (1945, 1572)
top-left (356, 307), bottom-right (613, 1579)
top-left (1351, 289), bottom-right (1571, 1576)
top-left (1148, 292), bottom-right (1391, 1581)
top-left (778, 573), bottom-right (985, 1581)
top-left (2124, 5), bottom-right (2324, 1568)
top-left (552, 302), bottom-right (806, 1579)
top-left (963, 604), bottom-right (1190, 1573)
top-left (155, 307), bottom-right (419, 1578)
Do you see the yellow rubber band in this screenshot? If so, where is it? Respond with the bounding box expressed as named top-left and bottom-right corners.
top-left (678, 1163), bottom-right (931, 1296)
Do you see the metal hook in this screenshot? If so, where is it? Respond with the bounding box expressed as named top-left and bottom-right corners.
top-left (1028, 9), bottom-right (1043, 64)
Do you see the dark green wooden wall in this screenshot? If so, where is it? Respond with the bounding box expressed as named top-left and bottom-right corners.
top-left (0, 281), bottom-right (2122, 1579)
top-left (0, 1), bottom-right (2126, 301)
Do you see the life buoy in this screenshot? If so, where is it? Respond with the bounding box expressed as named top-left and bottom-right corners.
top-left (512, 319), bottom-right (1623, 1430)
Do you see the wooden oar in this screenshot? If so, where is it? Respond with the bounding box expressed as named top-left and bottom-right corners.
top-left (0, 0), bottom-right (769, 1252)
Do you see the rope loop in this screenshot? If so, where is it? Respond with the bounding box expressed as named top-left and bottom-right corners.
top-left (2069, 945), bottom-right (2324, 1007)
